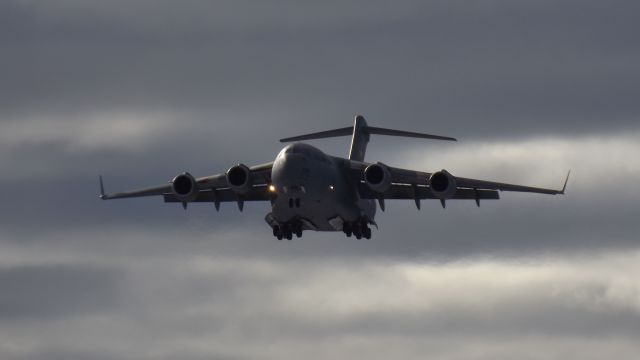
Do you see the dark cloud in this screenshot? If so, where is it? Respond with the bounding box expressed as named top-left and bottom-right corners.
top-left (1, 0), bottom-right (639, 138)
top-left (1, 1), bottom-right (640, 359)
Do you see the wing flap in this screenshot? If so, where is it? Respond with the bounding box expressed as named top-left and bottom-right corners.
top-left (358, 183), bottom-right (499, 200)
top-left (347, 160), bottom-right (430, 185)
top-left (163, 185), bottom-right (272, 203)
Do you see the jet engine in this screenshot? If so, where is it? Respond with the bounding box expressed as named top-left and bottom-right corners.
top-left (428, 170), bottom-right (457, 199)
top-left (226, 164), bottom-right (252, 194)
top-left (171, 172), bottom-right (198, 202)
top-left (364, 163), bottom-right (392, 193)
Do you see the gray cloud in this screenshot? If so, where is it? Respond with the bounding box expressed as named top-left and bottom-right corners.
top-left (1, 0), bottom-right (639, 138)
top-left (1, 0), bottom-right (640, 359)
top-left (0, 265), bottom-right (121, 319)
top-left (1, 253), bottom-right (640, 359)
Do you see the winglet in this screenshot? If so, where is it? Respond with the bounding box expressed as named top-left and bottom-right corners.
top-left (560, 170), bottom-right (571, 195)
top-left (99, 175), bottom-right (107, 200)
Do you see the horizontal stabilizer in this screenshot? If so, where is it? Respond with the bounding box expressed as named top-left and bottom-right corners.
top-left (280, 127), bottom-right (353, 142)
top-left (280, 122), bottom-right (456, 143)
top-left (367, 126), bottom-right (457, 142)
top-left (280, 115), bottom-right (457, 161)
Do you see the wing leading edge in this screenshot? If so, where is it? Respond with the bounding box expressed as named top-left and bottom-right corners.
top-left (99, 162), bottom-right (274, 206)
top-left (454, 170), bottom-right (570, 195)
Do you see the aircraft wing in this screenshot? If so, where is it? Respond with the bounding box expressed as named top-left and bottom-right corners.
top-left (348, 161), bottom-right (569, 207)
top-left (451, 175), bottom-right (569, 195)
top-left (99, 162), bottom-right (274, 206)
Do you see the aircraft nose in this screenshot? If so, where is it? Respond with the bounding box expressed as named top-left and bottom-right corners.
top-left (272, 154), bottom-right (310, 191)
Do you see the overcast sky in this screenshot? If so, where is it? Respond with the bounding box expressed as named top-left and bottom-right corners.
top-left (1, 1), bottom-right (640, 359)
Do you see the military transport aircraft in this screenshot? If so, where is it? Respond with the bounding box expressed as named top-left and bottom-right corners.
top-left (99, 115), bottom-right (569, 240)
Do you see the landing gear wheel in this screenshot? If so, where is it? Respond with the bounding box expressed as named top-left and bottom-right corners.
top-left (273, 225), bottom-right (283, 240)
top-left (283, 225), bottom-right (293, 240)
top-left (363, 226), bottom-right (372, 240)
top-left (292, 221), bottom-right (303, 238)
top-left (353, 223), bottom-right (362, 240)
top-left (343, 222), bottom-right (353, 237)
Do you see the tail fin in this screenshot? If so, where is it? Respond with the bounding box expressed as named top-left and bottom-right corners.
top-left (349, 115), bottom-right (369, 161)
top-left (280, 115), bottom-right (457, 161)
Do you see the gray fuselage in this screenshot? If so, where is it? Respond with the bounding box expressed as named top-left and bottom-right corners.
top-left (270, 143), bottom-right (376, 231)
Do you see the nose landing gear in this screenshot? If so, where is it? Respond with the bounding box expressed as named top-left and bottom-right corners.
top-left (272, 220), bottom-right (303, 240)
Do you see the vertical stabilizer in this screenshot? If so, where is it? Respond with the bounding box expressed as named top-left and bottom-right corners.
top-left (349, 115), bottom-right (369, 161)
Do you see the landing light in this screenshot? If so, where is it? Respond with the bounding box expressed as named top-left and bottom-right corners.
top-left (269, 185), bottom-right (276, 192)
top-left (329, 185), bottom-right (334, 190)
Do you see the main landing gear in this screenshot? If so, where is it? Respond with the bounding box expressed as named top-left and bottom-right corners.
top-left (343, 220), bottom-right (372, 240)
top-left (272, 220), bottom-right (303, 240)
top-left (269, 217), bottom-right (374, 240)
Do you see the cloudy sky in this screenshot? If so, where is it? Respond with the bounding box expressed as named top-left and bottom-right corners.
top-left (1, 1), bottom-right (640, 359)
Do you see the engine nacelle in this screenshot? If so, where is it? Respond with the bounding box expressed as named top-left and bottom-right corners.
top-left (364, 163), bottom-right (392, 193)
top-left (171, 172), bottom-right (198, 202)
top-left (428, 170), bottom-right (457, 199)
top-left (226, 164), bottom-right (252, 195)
